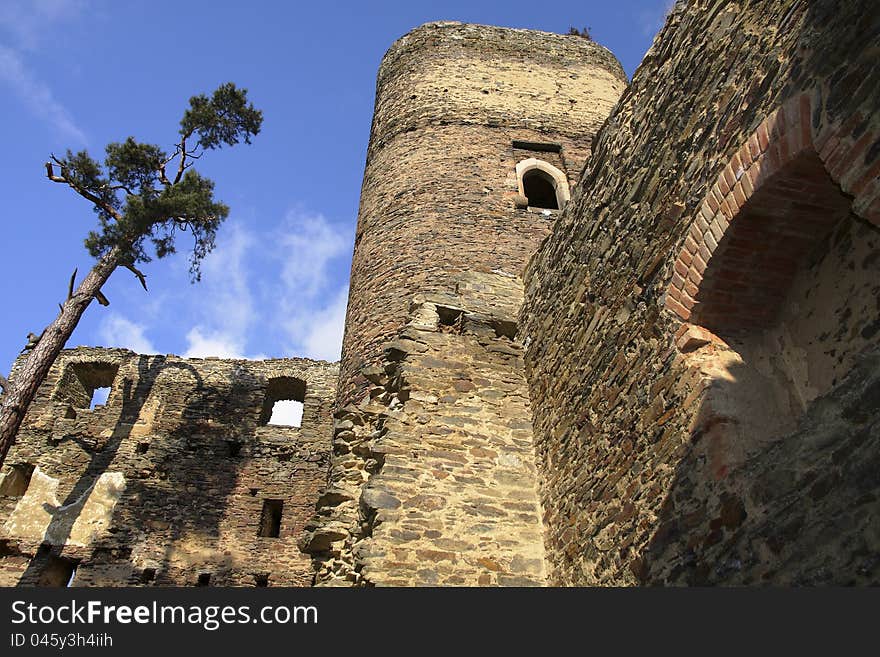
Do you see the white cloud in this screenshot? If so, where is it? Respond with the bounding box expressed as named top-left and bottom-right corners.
top-left (0, 0), bottom-right (86, 50)
top-left (0, 44), bottom-right (87, 144)
top-left (180, 223), bottom-right (255, 358)
top-left (288, 286), bottom-right (349, 362)
top-left (182, 327), bottom-right (245, 359)
top-left (98, 314), bottom-right (158, 353)
top-left (275, 209), bottom-right (351, 361)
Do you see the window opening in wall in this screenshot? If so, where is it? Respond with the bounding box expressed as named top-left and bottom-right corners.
top-left (89, 386), bottom-right (111, 409)
top-left (37, 554), bottom-right (79, 587)
top-left (512, 140), bottom-right (561, 153)
top-left (141, 568), bottom-right (156, 584)
top-left (260, 376), bottom-right (306, 427)
top-left (268, 400), bottom-right (303, 427)
top-left (197, 572), bottom-right (211, 586)
top-left (522, 169), bottom-right (559, 209)
top-left (254, 573), bottom-right (269, 587)
top-left (436, 306), bottom-right (464, 334)
top-left (54, 362), bottom-right (119, 411)
top-left (135, 442), bottom-right (150, 455)
top-left (258, 499), bottom-right (283, 538)
top-left (0, 463), bottom-right (35, 497)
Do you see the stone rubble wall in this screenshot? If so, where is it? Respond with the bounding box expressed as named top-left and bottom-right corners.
top-left (0, 347), bottom-right (337, 587)
top-left (304, 272), bottom-right (546, 586)
top-left (338, 21), bottom-right (627, 408)
top-left (521, 0), bottom-right (880, 585)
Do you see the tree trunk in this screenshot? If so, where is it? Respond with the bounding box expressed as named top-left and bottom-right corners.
top-left (0, 247), bottom-right (121, 467)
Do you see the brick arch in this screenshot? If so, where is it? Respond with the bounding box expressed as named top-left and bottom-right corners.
top-left (666, 91), bottom-right (880, 330)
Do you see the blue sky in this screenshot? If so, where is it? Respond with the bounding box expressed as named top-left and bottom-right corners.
top-left (0, 0), bottom-right (672, 376)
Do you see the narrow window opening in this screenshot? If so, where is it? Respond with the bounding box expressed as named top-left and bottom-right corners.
top-left (141, 568), bottom-right (156, 584)
top-left (512, 139), bottom-right (562, 153)
top-left (135, 442), bottom-right (150, 455)
top-left (492, 319), bottom-right (518, 340)
top-left (258, 499), bottom-right (283, 538)
top-left (260, 377), bottom-right (306, 427)
top-left (197, 572), bottom-right (211, 586)
top-left (254, 573), bottom-right (269, 587)
top-left (0, 463), bottom-right (35, 497)
top-left (37, 554), bottom-right (79, 587)
top-left (64, 406), bottom-right (77, 419)
top-left (522, 169), bottom-right (558, 209)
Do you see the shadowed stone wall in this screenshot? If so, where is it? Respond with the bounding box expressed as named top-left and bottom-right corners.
top-left (0, 348), bottom-right (337, 587)
top-left (522, 0), bottom-right (880, 585)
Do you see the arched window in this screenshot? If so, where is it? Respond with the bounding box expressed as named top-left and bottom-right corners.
top-left (522, 170), bottom-right (558, 209)
top-left (515, 158), bottom-right (570, 211)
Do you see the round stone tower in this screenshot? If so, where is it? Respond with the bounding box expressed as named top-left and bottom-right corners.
top-left (338, 22), bottom-right (626, 406)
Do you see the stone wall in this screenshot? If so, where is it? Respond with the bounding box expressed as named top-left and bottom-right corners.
top-left (0, 348), bottom-right (337, 587)
top-left (338, 21), bottom-right (626, 408)
top-left (302, 22), bottom-right (627, 586)
top-left (522, 0), bottom-right (880, 585)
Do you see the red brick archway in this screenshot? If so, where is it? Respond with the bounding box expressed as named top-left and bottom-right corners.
top-left (666, 91), bottom-right (880, 330)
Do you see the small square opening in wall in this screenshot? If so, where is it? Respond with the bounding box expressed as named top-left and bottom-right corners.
top-left (141, 568), bottom-right (156, 584)
top-left (197, 572), bottom-right (211, 586)
top-left (258, 499), bottom-right (283, 538)
top-left (37, 554), bottom-right (79, 587)
top-left (54, 362), bottom-right (118, 411)
top-left (260, 377), bottom-right (306, 427)
top-left (89, 386), bottom-right (111, 409)
top-left (254, 573), bottom-right (269, 587)
top-left (0, 463), bottom-right (35, 497)
top-left (436, 306), bottom-right (464, 334)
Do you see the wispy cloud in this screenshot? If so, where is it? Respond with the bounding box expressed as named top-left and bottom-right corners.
top-left (289, 285), bottom-right (349, 362)
top-left (0, 1), bottom-right (88, 143)
top-left (638, 0), bottom-right (676, 38)
top-left (0, 45), bottom-right (87, 144)
top-left (98, 314), bottom-right (158, 354)
top-left (0, 0), bottom-right (87, 50)
top-left (181, 223), bottom-right (255, 359)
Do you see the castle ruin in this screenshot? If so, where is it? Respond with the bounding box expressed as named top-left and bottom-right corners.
top-left (2, 0), bottom-right (878, 586)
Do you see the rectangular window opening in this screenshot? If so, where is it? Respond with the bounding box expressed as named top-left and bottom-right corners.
top-left (141, 568), bottom-right (156, 584)
top-left (512, 139), bottom-right (562, 153)
top-left (0, 463), bottom-right (35, 497)
top-left (197, 572), bottom-right (211, 586)
top-left (268, 400), bottom-right (303, 427)
top-left (258, 499), bottom-right (283, 538)
top-left (260, 377), bottom-right (306, 427)
top-left (89, 386), bottom-right (111, 409)
top-left (254, 573), bottom-right (269, 587)
top-left (37, 554), bottom-right (79, 587)
top-left (54, 362), bottom-right (119, 411)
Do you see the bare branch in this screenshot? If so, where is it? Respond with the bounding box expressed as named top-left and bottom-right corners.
top-left (95, 290), bottom-right (110, 306)
top-left (45, 162), bottom-right (66, 183)
top-left (47, 158), bottom-right (123, 222)
top-left (67, 268), bottom-right (77, 300)
top-left (124, 263), bottom-right (148, 291)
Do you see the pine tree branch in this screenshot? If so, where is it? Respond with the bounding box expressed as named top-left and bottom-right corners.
top-left (124, 263), bottom-right (148, 291)
top-left (95, 290), bottom-right (110, 306)
top-left (46, 159), bottom-right (123, 222)
top-left (67, 268), bottom-right (77, 300)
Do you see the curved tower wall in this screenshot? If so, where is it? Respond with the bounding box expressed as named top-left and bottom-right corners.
top-left (339, 22), bottom-right (626, 406)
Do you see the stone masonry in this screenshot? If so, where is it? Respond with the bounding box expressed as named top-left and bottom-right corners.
top-left (2, 5), bottom-right (879, 587)
top-left (0, 348), bottom-right (336, 586)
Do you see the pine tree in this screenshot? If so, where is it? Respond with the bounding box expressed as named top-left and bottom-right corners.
top-left (0, 83), bottom-right (262, 466)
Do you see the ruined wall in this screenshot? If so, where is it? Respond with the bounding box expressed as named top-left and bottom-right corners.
top-left (303, 22), bottom-right (626, 586)
top-left (522, 0), bottom-right (880, 585)
top-left (338, 21), bottom-right (626, 407)
top-left (0, 348), bottom-right (337, 587)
